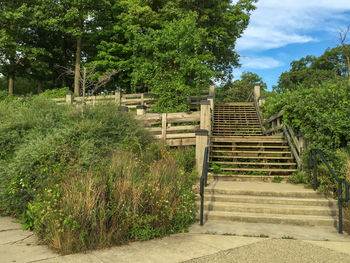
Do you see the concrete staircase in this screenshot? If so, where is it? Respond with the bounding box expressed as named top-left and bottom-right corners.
top-left (200, 102), bottom-right (339, 228)
top-left (200, 181), bottom-right (338, 227)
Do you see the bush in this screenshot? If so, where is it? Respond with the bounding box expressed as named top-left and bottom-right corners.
top-left (0, 97), bottom-right (196, 253)
top-left (39, 87), bottom-right (71, 98)
top-left (0, 97), bottom-right (152, 214)
top-left (25, 147), bottom-right (196, 254)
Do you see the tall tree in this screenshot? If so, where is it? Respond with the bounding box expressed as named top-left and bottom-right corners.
top-left (276, 45), bottom-right (350, 93)
top-left (0, 1), bottom-right (30, 94)
top-left (33, 0), bottom-right (100, 95)
top-left (217, 72), bottom-right (267, 102)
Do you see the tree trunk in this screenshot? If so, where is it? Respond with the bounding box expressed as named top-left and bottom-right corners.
top-left (74, 36), bottom-right (82, 96)
top-left (82, 67), bottom-right (86, 98)
top-left (346, 56), bottom-right (350, 82)
top-left (8, 74), bottom-right (14, 95)
top-left (37, 81), bottom-right (42, 94)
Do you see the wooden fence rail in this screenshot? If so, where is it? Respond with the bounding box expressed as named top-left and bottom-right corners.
top-left (135, 111), bottom-right (201, 146)
top-left (52, 85), bottom-right (215, 111)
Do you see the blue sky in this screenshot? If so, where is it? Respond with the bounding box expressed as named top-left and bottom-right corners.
top-left (234, 0), bottom-right (350, 90)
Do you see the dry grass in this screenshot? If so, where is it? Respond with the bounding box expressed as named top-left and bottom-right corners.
top-left (38, 147), bottom-right (195, 254)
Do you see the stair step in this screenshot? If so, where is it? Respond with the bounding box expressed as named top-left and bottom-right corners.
top-left (201, 194), bottom-right (338, 207)
top-left (198, 201), bottom-right (337, 216)
top-left (211, 162), bottom-right (296, 166)
top-left (212, 137), bottom-right (286, 143)
top-left (211, 155), bottom-right (294, 160)
top-left (209, 174), bottom-right (290, 182)
top-left (211, 145), bottom-right (290, 149)
top-left (213, 168), bottom-right (297, 172)
top-left (200, 211), bottom-right (337, 227)
top-left (204, 188), bottom-right (321, 198)
top-left (211, 150), bottom-right (292, 154)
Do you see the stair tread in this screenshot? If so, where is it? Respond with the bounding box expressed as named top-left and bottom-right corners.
top-left (215, 168), bottom-right (297, 172)
top-left (202, 210), bottom-right (337, 220)
top-left (200, 193), bottom-right (337, 203)
top-left (211, 162), bottom-right (296, 166)
top-left (211, 145), bottom-right (290, 148)
top-left (199, 201), bottom-right (337, 211)
top-left (211, 156), bottom-right (294, 160)
top-left (211, 150), bottom-right (291, 154)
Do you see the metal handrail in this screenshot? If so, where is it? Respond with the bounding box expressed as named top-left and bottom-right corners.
top-left (310, 149), bottom-right (349, 234)
top-left (200, 146), bottom-right (209, 226)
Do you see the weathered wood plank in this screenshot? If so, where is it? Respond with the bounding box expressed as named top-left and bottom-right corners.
top-left (166, 138), bottom-right (196, 146)
top-left (265, 110), bottom-right (283, 124)
top-left (166, 133), bottom-right (196, 139)
top-left (283, 125), bottom-right (301, 168)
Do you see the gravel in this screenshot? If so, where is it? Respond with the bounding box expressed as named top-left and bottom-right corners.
top-left (184, 239), bottom-right (350, 263)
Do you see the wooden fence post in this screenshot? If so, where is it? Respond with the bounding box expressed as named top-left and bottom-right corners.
top-left (258, 95), bottom-right (266, 106)
top-left (115, 90), bottom-right (121, 106)
top-left (161, 113), bottom-right (167, 142)
top-left (200, 100), bottom-right (211, 135)
top-left (209, 85), bottom-right (215, 97)
top-left (119, 106), bottom-right (129, 112)
top-left (66, 92), bottom-right (72, 104)
top-left (207, 96), bottom-right (214, 113)
top-left (254, 85), bottom-right (261, 102)
top-left (136, 105), bottom-right (146, 115)
top-left (196, 129), bottom-right (209, 178)
top-left (141, 93), bottom-right (144, 106)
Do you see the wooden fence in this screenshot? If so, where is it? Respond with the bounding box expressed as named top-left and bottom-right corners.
top-left (52, 85), bottom-right (215, 111)
top-left (249, 85), bottom-right (305, 168)
top-left (52, 92), bottom-right (156, 109)
top-left (135, 111), bottom-right (201, 146)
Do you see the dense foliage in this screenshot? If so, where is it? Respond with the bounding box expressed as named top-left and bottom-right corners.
top-left (0, 0), bottom-right (256, 111)
top-left (275, 45), bottom-right (350, 93)
top-left (0, 98), bottom-right (196, 253)
top-left (262, 45), bottom-right (350, 217)
top-left (216, 72), bottom-right (267, 102)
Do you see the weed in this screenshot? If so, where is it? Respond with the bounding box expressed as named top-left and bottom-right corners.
top-left (272, 176), bottom-right (283, 183)
top-left (281, 235), bottom-right (294, 239)
top-left (243, 234), bottom-right (269, 238)
top-left (222, 233), bottom-right (236, 236)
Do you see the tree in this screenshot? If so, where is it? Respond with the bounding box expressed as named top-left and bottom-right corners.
top-left (132, 12), bottom-right (214, 112)
top-left (0, 1), bottom-right (30, 94)
top-left (217, 72), bottom-right (267, 102)
top-left (339, 26), bottom-right (350, 82)
top-left (276, 45), bottom-right (350, 93)
top-left (33, 0), bottom-right (101, 95)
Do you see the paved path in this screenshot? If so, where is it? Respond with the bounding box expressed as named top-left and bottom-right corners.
top-left (1, 216), bottom-right (350, 263)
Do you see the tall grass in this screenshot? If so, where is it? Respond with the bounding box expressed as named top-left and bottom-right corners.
top-left (0, 97), bottom-right (196, 253)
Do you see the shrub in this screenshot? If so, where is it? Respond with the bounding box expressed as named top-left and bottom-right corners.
top-left (0, 97), bottom-right (196, 254)
top-left (25, 147), bottom-right (196, 254)
top-left (39, 87), bottom-right (71, 98)
top-left (0, 97), bottom-right (152, 214)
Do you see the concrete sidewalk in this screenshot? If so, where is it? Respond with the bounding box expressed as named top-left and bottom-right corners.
top-left (1, 216), bottom-right (350, 263)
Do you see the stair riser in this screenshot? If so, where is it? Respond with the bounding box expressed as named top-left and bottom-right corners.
top-left (204, 189), bottom-right (323, 198)
top-left (198, 214), bottom-right (337, 227)
top-left (208, 175), bottom-right (289, 182)
top-left (198, 204), bottom-right (337, 217)
top-left (201, 196), bottom-right (338, 207)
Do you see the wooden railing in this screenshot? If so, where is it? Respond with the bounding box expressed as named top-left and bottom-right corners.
top-left (135, 111), bottom-right (201, 147)
top-left (264, 110), bottom-right (305, 168)
top-left (52, 92), bottom-right (156, 108)
top-left (247, 86), bottom-right (266, 134)
top-left (248, 85), bottom-right (305, 169)
top-left (52, 85), bottom-right (215, 111)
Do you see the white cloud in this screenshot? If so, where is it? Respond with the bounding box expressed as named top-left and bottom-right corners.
top-left (237, 0), bottom-right (350, 51)
top-left (240, 56), bottom-right (282, 69)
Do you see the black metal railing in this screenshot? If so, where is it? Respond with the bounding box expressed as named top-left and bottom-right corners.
top-left (310, 149), bottom-right (349, 234)
top-left (200, 146), bottom-right (209, 226)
